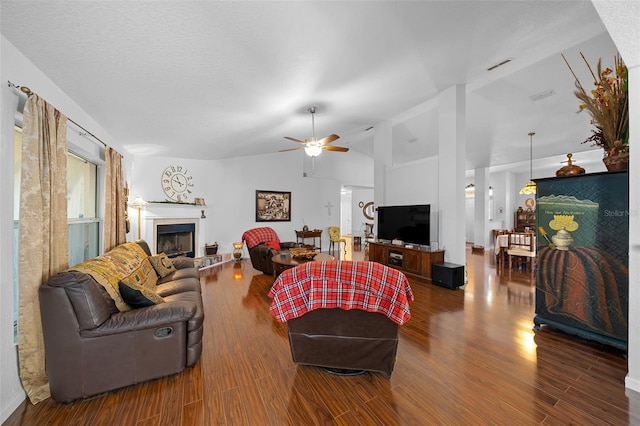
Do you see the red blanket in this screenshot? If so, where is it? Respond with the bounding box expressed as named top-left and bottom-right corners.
top-left (269, 261), bottom-right (414, 325)
top-left (242, 227), bottom-right (279, 249)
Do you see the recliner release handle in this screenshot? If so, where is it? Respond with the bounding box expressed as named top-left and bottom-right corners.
top-left (155, 327), bottom-right (173, 338)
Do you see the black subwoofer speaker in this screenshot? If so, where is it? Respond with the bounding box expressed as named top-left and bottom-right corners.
top-left (432, 262), bottom-right (465, 289)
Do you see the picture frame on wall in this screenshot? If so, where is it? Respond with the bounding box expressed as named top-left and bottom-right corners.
top-left (255, 190), bottom-right (291, 222)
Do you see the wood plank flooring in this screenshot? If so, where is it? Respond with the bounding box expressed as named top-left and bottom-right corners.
top-left (5, 247), bottom-right (640, 425)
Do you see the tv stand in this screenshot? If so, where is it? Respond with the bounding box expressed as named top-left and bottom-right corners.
top-left (369, 241), bottom-right (444, 281)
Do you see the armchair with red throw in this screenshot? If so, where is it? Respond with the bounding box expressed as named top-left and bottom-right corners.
top-left (241, 227), bottom-right (298, 275)
top-left (269, 261), bottom-right (413, 377)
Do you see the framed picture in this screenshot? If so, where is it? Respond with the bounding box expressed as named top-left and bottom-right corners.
top-left (256, 190), bottom-right (291, 222)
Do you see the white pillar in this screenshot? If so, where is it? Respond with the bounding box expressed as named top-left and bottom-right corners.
top-left (373, 120), bottom-right (392, 231)
top-left (474, 167), bottom-right (489, 248)
top-left (438, 85), bottom-right (466, 265)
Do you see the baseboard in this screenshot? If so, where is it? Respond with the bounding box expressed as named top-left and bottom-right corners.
top-left (625, 375), bottom-right (640, 394)
top-left (1, 391), bottom-right (26, 424)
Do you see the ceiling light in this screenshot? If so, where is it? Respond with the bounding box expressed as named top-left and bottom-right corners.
top-left (304, 143), bottom-right (322, 157)
top-left (519, 132), bottom-right (536, 195)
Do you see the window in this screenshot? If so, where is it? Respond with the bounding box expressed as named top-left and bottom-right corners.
top-left (67, 152), bottom-right (100, 267)
top-left (13, 124), bottom-right (103, 341)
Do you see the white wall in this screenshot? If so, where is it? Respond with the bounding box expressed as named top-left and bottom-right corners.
top-left (350, 187), bottom-right (374, 237)
top-left (129, 151), bottom-right (373, 257)
top-left (385, 156), bottom-right (439, 245)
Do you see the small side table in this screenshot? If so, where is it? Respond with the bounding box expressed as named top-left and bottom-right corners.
top-left (295, 229), bottom-right (322, 251)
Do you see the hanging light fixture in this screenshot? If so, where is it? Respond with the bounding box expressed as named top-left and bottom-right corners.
top-left (304, 107), bottom-right (322, 157)
top-left (519, 132), bottom-right (536, 195)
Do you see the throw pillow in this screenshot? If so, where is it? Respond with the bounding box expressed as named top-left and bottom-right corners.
top-left (265, 240), bottom-right (281, 251)
top-left (121, 257), bottom-right (158, 289)
top-left (118, 281), bottom-right (165, 308)
top-left (149, 253), bottom-right (177, 278)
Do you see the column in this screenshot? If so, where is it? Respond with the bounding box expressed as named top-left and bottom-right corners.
top-left (438, 85), bottom-right (466, 265)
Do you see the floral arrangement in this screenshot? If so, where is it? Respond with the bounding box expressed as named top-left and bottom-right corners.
top-left (562, 52), bottom-right (628, 155)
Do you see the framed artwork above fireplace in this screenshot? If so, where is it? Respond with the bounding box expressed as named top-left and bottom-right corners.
top-left (256, 190), bottom-right (291, 222)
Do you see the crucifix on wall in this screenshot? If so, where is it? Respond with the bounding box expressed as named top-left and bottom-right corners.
top-left (325, 201), bottom-right (334, 216)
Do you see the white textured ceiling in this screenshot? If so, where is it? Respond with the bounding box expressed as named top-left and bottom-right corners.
top-left (0, 1), bottom-right (620, 172)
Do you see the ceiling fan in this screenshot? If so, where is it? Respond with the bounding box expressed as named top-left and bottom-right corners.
top-left (281, 106), bottom-right (349, 157)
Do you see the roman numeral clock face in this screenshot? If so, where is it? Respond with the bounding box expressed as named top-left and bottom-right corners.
top-left (162, 165), bottom-right (194, 202)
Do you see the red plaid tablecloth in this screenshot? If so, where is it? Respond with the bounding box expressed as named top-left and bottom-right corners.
top-left (242, 227), bottom-right (280, 249)
top-left (269, 261), bottom-right (414, 325)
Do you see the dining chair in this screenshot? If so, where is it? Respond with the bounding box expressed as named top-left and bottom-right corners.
top-left (494, 229), bottom-right (509, 270)
top-left (328, 226), bottom-right (346, 256)
top-left (506, 231), bottom-right (536, 273)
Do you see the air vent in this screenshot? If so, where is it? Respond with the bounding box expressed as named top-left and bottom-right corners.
top-left (529, 89), bottom-right (556, 102)
top-left (487, 59), bottom-right (512, 71)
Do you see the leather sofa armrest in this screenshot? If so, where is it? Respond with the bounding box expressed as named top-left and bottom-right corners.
top-left (81, 301), bottom-right (196, 337)
top-left (171, 256), bottom-right (195, 269)
top-left (280, 241), bottom-right (299, 249)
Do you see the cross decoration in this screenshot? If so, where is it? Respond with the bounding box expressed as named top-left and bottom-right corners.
top-left (325, 202), bottom-right (334, 216)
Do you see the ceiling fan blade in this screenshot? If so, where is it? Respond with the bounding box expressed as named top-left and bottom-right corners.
top-left (322, 145), bottom-right (349, 152)
top-left (284, 136), bottom-right (307, 144)
top-left (317, 134), bottom-right (340, 145)
top-left (279, 147), bottom-right (303, 152)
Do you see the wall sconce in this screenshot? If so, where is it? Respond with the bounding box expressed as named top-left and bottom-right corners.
top-left (129, 195), bottom-right (147, 240)
top-left (465, 183), bottom-right (475, 197)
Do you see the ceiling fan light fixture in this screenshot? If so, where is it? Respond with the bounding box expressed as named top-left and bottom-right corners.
top-left (304, 144), bottom-right (322, 157)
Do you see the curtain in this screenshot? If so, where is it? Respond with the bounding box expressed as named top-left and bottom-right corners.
top-left (18, 94), bottom-right (68, 404)
top-left (104, 147), bottom-right (126, 251)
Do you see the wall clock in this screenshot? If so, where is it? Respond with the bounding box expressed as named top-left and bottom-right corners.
top-left (162, 165), bottom-right (194, 202)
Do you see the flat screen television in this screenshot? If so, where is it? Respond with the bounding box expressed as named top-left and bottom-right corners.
top-left (377, 204), bottom-right (431, 246)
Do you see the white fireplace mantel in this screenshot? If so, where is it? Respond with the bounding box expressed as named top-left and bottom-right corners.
top-left (139, 204), bottom-right (207, 257)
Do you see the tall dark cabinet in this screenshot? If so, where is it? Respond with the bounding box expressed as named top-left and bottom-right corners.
top-left (534, 171), bottom-right (628, 350)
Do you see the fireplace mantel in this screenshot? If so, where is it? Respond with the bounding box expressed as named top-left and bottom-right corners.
top-left (140, 209), bottom-right (207, 257)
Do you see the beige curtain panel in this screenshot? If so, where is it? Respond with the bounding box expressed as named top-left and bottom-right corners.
top-left (104, 147), bottom-right (126, 251)
top-left (18, 94), bottom-right (69, 404)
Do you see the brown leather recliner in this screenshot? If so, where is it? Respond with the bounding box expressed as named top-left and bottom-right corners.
top-left (269, 261), bottom-right (414, 377)
top-left (241, 227), bottom-right (298, 275)
top-left (287, 308), bottom-right (399, 376)
top-left (39, 240), bottom-right (203, 402)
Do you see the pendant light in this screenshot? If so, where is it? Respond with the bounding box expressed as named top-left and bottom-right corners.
top-left (519, 132), bottom-right (536, 195)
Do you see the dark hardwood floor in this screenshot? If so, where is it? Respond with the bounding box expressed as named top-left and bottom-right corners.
top-left (6, 246), bottom-right (640, 425)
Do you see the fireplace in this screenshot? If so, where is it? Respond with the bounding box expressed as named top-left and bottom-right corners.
top-left (156, 223), bottom-right (196, 258)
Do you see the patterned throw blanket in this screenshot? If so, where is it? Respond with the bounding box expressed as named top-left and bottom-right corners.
top-left (242, 227), bottom-right (279, 249)
top-left (269, 261), bottom-right (414, 325)
top-left (71, 242), bottom-right (158, 311)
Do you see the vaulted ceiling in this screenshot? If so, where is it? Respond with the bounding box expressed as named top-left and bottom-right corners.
top-left (1, 1), bottom-right (619, 173)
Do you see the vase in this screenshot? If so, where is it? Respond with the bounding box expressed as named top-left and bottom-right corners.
top-left (602, 152), bottom-right (629, 171)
